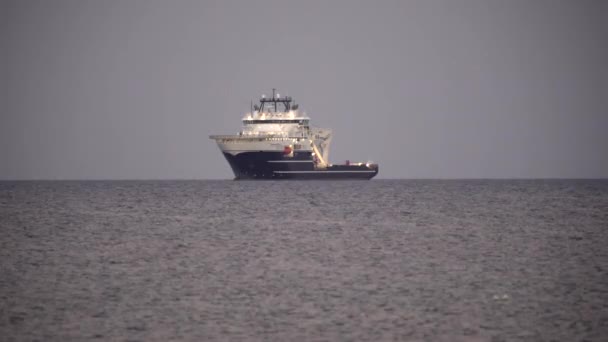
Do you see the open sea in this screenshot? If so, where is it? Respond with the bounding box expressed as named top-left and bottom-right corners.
top-left (1, 179), bottom-right (607, 341)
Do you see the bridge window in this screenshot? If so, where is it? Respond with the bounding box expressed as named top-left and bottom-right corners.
top-left (243, 120), bottom-right (301, 124)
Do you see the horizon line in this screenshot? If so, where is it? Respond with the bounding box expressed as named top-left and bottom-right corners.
top-left (1, 177), bottom-right (607, 181)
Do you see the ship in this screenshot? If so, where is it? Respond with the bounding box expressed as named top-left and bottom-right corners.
top-left (210, 89), bottom-right (379, 180)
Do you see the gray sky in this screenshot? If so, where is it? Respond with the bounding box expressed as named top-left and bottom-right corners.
top-left (1, 0), bottom-right (607, 179)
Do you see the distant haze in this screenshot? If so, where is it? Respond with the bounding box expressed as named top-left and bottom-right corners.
top-left (1, 0), bottom-right (606, 179)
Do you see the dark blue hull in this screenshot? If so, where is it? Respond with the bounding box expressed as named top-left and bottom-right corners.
top-left (222, 152), bottom-right (378, 180)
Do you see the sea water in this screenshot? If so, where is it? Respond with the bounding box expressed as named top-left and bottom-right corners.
top-left (1, 180), bottom-right (607, 341)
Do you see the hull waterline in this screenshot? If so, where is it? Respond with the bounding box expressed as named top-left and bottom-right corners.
top-left (222, 152), bottom-right (378, 180)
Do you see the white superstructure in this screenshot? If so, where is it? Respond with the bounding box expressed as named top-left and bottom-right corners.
top-left (210, 89), bottom-right (332, 167)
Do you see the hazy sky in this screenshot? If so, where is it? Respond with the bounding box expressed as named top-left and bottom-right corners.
top-left (1, 0), bottom-right (606, 179)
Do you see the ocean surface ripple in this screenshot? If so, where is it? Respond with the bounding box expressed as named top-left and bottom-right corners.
top-left (1, 180), bottom-right (607, 341)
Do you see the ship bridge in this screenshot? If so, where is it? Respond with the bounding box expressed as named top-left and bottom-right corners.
top-left (240, 89), bottom-right (311, 135)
